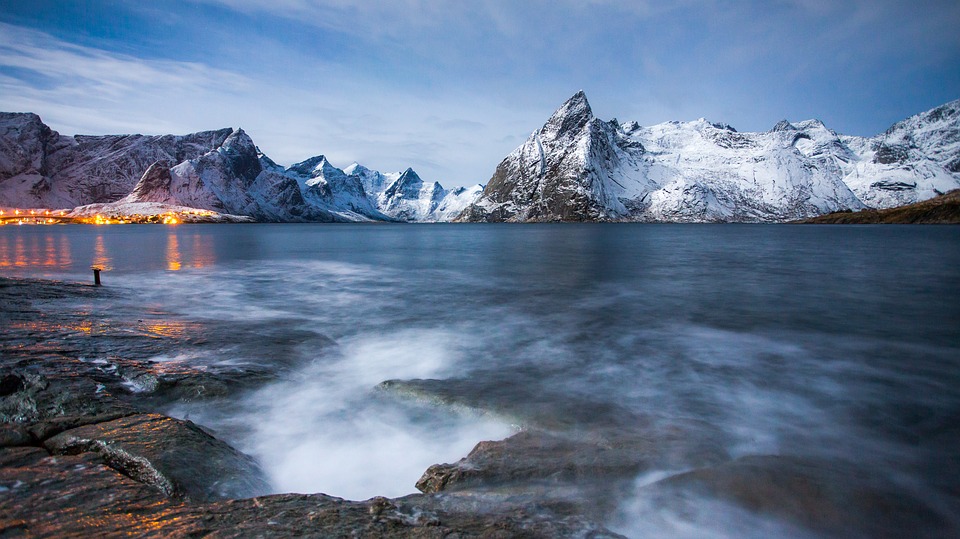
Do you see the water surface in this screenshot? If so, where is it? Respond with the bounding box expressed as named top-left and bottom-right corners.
top-left (3, 223), bottom-right (959, 536)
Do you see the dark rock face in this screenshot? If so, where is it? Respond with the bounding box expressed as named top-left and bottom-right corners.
top-left (874, 143), bottom-right (911, 164)
top-left (457, 91), bottom-right (630, 222)
top-left (44, 413), bottom-right (270, 501)
top-left (126, 161), bottom-right (175, 202)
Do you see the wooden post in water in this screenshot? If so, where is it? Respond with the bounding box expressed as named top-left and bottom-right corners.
top-left (92, 266), bottom-right (102, 286)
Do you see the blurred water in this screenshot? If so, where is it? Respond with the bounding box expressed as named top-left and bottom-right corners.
top-left (3, 223), bottom-right (959, 534)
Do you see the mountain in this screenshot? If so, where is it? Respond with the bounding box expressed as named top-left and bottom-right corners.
top-left (0, 113), bottom-right (480, 222)
top-left (285, 156), bottom-right (387, 221)
top-left (457, 92), bottom-right (960, 222)
top-left (0, 112), bottom-right (234, 210)
top-left (362, 166), bottom-right (484, 222)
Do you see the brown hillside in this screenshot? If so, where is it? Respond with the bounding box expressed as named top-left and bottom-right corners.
top-left (796, 190), bottom-right (960, 224)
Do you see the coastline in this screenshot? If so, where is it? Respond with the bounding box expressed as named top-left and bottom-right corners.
top-left (0, 276), bottom-right (621, 537)
top-left (2, 275), bottom-right (956, 538)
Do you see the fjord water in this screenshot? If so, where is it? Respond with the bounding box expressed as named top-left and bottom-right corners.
top-left (3, 224), bottom-right (959, 536)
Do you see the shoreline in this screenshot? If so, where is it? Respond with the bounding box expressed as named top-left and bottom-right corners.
top-left (0, 276), bottom-right (622, 537)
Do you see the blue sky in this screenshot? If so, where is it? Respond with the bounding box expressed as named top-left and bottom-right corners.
top-left (1, 0), bottom-right (958, 187)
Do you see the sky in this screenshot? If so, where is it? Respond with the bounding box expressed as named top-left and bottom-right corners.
top-left (1, 0), bottom-right (958, 187)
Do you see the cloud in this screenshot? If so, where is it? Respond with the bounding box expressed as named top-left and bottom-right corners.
top-left (0, 20), bottom-right (533, 186)
top-left (0, 22), bottom-right (251, 134)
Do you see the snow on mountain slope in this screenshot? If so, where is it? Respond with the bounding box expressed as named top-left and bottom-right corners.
top-left (0, 112), bottom-right (233, 209)
top-left (119, 129), bottom-right (337, 222)
top-left (457, 92), bottom-right (960, 222)
top-left (0, 114), bottom-right (468, 222)
top-left (286, 156), bottom-right (387, 221)
top-left (344, 162), bottom-right (484, 222)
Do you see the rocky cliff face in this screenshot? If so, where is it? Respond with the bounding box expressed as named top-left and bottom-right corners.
top-left (371, 168), bottom-right (481, 222)
top-left (285, 155), bottom-right (387, 221)
top-left (0, 112), bottom-right (233, 210)
top-left (457, 92), bottom-right (960, 222)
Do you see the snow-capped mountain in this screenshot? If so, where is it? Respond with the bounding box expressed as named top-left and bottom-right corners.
top-left (359, 166), bottom-right (484, 222)
top-left (0, 113), bottom-right (480, 222)
top-left (457, 92), bottom-right (960, 222)
top-left (285, 156), bottom-right (387, 221)
top-left (0, 112), bottom-right (234, 210)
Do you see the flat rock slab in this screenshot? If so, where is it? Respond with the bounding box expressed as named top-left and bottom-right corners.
top-left (0, 446), bottom-right (622, 538)
top-left (638, 455), bottom-right (957, 538)
top-left (0, 446), bottom-right (168, 537)
top-left (44, 413), bottom-right (270, 501)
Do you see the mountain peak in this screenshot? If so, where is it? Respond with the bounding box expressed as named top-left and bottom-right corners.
top-left (344, 162), bottom-right (370, 176)
top-left (287, 155), bottom-right (334, 178)
top-left (541, 91), bottom-right (594, 139)
top-left (397, 167), bottom-right (422, 183)
top-left (772, 120), bottom-right (796, 132)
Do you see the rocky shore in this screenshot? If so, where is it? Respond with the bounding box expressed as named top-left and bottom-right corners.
top-left (2, 276), bottom-right (956, 537)
top-left (0, 277), bottom-right (621, 537)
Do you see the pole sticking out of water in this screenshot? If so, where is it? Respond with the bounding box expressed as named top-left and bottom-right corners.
top-left (92, 266), bottom-right (102, 286)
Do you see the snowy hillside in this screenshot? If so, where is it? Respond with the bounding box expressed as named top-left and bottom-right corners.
top-left (457, 92), bottom-right (960, 222)
top-left (359, 166), bottom-right (484, 222)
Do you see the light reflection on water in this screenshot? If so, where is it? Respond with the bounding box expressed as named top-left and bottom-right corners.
top-left (0, 226), bottom-right (218, 273)
top-left (167, 233), bottom-right (181, 271)
top-left (93, 233), bottom-right (112, 270)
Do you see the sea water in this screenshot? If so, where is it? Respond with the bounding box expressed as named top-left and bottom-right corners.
top-left (3, 223), bottom-right (958, 536)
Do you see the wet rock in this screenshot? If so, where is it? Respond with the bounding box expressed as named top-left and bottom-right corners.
top-left (0, 446), bottom-right (169, 536)
top-left (44, 413), bottom-right (270, 501)
top-left (0, 425), bottom-right (32, 447)
top-left (379, 377), bottom-right (657, 432)
top-left (1, 444), bottom-right (622, 537)
top-left (417, 430), bottom-right (646, 494)
top-left (0, 277), bottom-right (627, 536)
top-left (112, 358), bottom-right (278, 404)
top-left (638, 455), bottom-right (956, 538)
top-left (383, 377), bottom-right (728, 524)
top-left (0, 373), bottom-right (24, 397)
top-left (0, 368), bottom-right (135, 425)
top-left (27, 410), bottom-right (139, 441)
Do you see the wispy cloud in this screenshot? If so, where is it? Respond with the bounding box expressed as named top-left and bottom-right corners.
top-left (0, 22), bottom-right (251, 133)
top-left (0, 21), bottom-right (533, 186)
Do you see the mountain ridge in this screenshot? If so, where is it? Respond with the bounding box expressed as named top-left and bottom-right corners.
top-left (3, 95), bottom-right (958, 223)
top-left (456, 92), bottom-right (960, 222)
top-left (0, 113), bottom-right (480, 222)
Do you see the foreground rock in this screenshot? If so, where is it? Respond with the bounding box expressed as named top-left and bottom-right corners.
top-left (0, 444), bottom-right (622, 538)
top-left (380, 377), bottom-right (729, 522)
top-left (0, 277), bottom-right (623, 537)
top-left (44, 413), bottom-right (270, 501)
top-left (632, 455), bottom-right (956, 539)
top-left (380, 377), bottom-right (959, 537)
